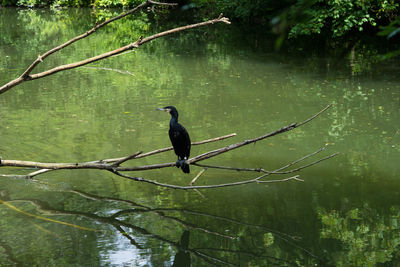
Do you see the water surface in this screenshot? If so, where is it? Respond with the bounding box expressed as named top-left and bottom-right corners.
top-left (0, 8), bottom-right (399, 266)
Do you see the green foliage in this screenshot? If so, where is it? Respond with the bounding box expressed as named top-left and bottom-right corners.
top-left (52, 0), bottom-right (91, 7)
top-left (92, 0), bottom-right (142, 8)
top-left (319, 206), bottom-right (400, 266)
top-left (288, 0), bottom-right (399, 38)
top-left (190, 0), bottom-right (293, 22)
top-left (379, 15), bottom-right (400, 38)
top-left (4, 0), bottom-right (145, 8)
top-left (16, 0), bottom-right (51, 7)
top-left (1, 0), bottom-right (17, 6)
top-left (3, 0), bottom-right (399, 45)
top-left (1, 0), bottom-right (51, 7)
top-left (263, 232), bottom-right (274, 247)
top-left (378, 15), bottom-right (400, 59)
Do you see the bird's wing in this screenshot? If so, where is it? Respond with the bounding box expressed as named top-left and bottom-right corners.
top-left (169, 124), bottom-right (191, 159)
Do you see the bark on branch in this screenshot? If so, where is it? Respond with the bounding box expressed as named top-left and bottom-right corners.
top-left (0, 105), bottom-right (337, 190)
top-left (0, 1), bottom-right (230, 94)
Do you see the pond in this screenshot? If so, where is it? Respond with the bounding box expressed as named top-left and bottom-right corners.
top-left (0, 7), bottom-right (399, 266)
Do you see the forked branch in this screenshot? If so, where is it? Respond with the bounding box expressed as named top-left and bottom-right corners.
top-left (0, 105), bottom-right (337, 190)
top-left (0, 1), bottom-right (230, 94)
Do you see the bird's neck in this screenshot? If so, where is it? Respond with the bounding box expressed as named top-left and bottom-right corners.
top-left (170, 116), bottom-right (178, 127)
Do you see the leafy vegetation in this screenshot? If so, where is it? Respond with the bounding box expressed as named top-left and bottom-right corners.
top-left (1, 0), bottom-right (398, 45)
top-left (287, 0), bottom-right (398, 38)
top-left (319, 205), bottom-right (400, 266)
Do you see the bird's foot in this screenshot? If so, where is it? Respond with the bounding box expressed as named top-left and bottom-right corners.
top-left (175, 160), bottom-right (181, 168)
top-left (176, 159), bottom-right (188, 169)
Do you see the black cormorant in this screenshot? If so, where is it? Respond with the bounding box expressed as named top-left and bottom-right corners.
top-left (157, 106), bottom-right (191, 173)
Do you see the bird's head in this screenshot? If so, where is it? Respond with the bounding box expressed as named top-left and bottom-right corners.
top-left (157, 106), bottom-right (178, 118)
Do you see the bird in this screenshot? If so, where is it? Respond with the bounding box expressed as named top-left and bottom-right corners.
top-left (157, 106), bottom-right (191, 173)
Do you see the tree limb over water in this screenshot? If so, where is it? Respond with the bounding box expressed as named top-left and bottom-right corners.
top-left (0, 0), bottom-right (230, 94)
top-left (0, 3), bottom-right (336, 188)
top-left (0, 105), bottom-right (337, 190)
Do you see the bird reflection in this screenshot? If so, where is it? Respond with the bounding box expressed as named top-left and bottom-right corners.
top-left (172, 231), bottom-right (191, 267)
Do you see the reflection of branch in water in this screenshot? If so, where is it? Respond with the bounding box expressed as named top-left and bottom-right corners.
top-left (70, 189), bottom-right (150, 210)
top-left (150, 207), bottom-right (321, 260)
top-left (112, 208), bottom-right (236, 240)
top-left (171, 208), bottom-right (320, 257)
top-left (5, 196), bottom-right (303, 266)
top-left (194, 247), bottom-right (299, 267)
top-left (0, 199), bottom-right (98, 232)
top-left (66, 188), bottom-right (318, 259)
top-left (0, 239), bottom-right (19, 267)
top-left (83, 66), bottom-right (135, 76)
top-left (20, 184), bottom-right (319, 262)
top-left (113, 224), bottom-right (143, 249)
top-left (153, 208), bottom-right (300, 240)
top-left (3, 198), bottom-right (235, 266)
top-left (3, 182), bottom-right (320, 264)
top-left (61, 190), bottom-right (235, 240)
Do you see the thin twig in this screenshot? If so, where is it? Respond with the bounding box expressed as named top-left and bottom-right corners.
top-left (28, 169), bottom-right (54, 178)
top-left (111, 151), bottom-right (142, 167)
top-left (258, 175), bottom-right (303, 183)
top-left (83, 66), bottom-right (135, 76)
top-left (297, 104), bottom-right (332, 127)
top-left (275, 152), bottom-right (339, 175)
top-left (0, 107), bottom-right (337, 190)
top-left (100, 133), bottom-right (236, 163)
top-left (186, 105), bottom-right (331, 165)
top-left (110, 150), bottom-right (338, 190)
top-left (0, 133), bottom-right (236, 171)
top-left (189, 168), bottom-right (207, 186)
top-left (193, 145), bottom-right (329, 174)
top-left (112, 170), bottom-right (301, 190)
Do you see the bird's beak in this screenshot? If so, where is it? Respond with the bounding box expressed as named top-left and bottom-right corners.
top-left (156, 108), bottom-right (171, 113)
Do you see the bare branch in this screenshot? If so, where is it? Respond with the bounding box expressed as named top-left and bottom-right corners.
top-left (297, 104), bottom-right (332, 127)
top-left (276, 152), bottom-right (339, 174)
top-left (112, 151), bottom-right (142, 167)
top-left (110, 170), bottom-right (308, 190)
top-left (186, 104), bottom-right (331, 165)
top-left (28, 169), bottom-right (54, 178)
top-left (0, 7), bottom-right (230, 94)
top-left (19, 2), bottom-right (148, 78)
top-left (26, 0), bottom-right (175, 74)
top-left (192, 145), bottom-right (330, 173)
top-left (189, 168), bottom-right (207, 186)
top-left (0, 133), bottom-right (236, 171)
top-left (27, 16), bottom-right (230, 81)
top-left (0, 104), bottom-right (329, 172)
top-left (0, 106), bottom-right (336, 190)
top-left (101, 133), bottom-right (236, 163)
top-left (107, 145), bottom-right (338, 190)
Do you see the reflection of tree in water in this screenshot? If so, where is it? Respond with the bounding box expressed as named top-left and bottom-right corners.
top-left (0, 188), bottom-right (321, 266)
top-left (318, 205), bottom-right (400, 266)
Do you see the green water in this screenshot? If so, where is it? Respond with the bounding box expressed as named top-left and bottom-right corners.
top-left (0, 8), bottom-right (399, 266)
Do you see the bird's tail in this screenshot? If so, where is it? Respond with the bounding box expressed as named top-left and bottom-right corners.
top-left (181, 161), bottom-right (190, 174)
